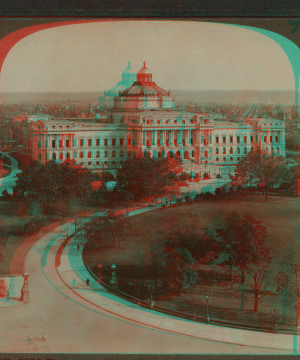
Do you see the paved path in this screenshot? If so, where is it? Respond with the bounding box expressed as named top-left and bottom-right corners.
top-left (0, 205), bottom-right (299, 354)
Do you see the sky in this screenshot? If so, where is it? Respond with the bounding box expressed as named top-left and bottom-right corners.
top-left (0, 20), bottom-right (296, 93)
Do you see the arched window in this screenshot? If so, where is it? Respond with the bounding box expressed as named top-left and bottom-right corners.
top-left (66, 152), bottom-right (70, 159)
top-left (59, 153), bottom-right (63, 160)
top-left (112, 151), bottom-right (116, 158)
top-left (79, 152), bottom-right (83, 158)
top-left (244, 147), bottom-right (247, 154)
top-left (191, 150), bottom-right (195, 157)
top-left (38, 153), bottom-right (42, 160)
top-left (96, 151), bottom-right (100, 158)
top-left (73, 151), bottom-right (77, 159)
top-left (52, 153), bottom-right (56, 160)
top-left (230, 147), bottom-right (233, 154)
top-left (215, 147), bottom-right (219, 154)
top-left (176, 150), bottom-right (181, 158)
top-left (158, 152), bottom-right (161, 159)
top-left (237, 147), bottom-right (240, 154)
top-left (120, 150), bottom-right (123, 157)
top-left (104, 151), bottom-right (108, 157)
top-left (184, 151), bottom-right (189, 159)
top-left (88, 151), bottom-right (91, 158)
top-left (223, 147), bottom-right (226, 154)
top-left (161, 150), bottom-right (165, 158)
top-left (45, 153), bottom-right (49, 160)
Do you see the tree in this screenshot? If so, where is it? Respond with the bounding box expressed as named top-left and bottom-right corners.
top-left (234, 149), bottom-right (286, 200)
top-left (13, 160), bottom-right (94, 202)
top-left (115, 156), bottom-right (183, 202)
top-left (215, 212), bottom-right (270, 311)
top-left (157, 229), bottom-right (218, 294)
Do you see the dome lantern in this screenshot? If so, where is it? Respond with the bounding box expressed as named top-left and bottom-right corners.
top-left (137, 61), bottom-right (152, 83)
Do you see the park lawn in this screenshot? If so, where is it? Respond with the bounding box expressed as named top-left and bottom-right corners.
top-left (83, 196), bottom-right (298, 329)
top-left (84, 196), bottom-right (298, 288)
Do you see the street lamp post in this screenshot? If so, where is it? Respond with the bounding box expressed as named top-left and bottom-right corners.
top-left (148, 280), bottom-right (155, 308)
top-left (204, 295), bottom-right (212, 324)
top-left (109, 264), bottom-right (118, 289)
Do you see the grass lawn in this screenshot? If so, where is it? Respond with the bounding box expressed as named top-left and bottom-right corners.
top-left (83, 196), bottom-right (299, 331)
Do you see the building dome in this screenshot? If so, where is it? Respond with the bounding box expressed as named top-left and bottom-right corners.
top-left (122, 61), bottom-right (135, 74)
top-left (137, 61), bottom-right (152, 83)
top-left (138, 61), bottom-right (151, 75)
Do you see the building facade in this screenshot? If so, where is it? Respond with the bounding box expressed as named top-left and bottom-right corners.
top-left (14, 62), bottom-right (286, 178)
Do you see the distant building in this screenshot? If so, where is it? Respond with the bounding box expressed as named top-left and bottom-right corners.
top-left (14, 62), bottom-right (286, 178)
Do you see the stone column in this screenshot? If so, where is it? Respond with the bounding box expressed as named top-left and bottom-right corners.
top-left (154, 130), bottom-right (157, 145)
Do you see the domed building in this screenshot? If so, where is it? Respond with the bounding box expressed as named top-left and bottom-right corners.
top-left (98, 62), bottom-right (137, 108)
top-left (113, 62), bottom-right (175, 110)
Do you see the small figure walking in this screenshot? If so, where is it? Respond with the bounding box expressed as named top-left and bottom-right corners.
top-left (86, 278), bottom-right (90, 286)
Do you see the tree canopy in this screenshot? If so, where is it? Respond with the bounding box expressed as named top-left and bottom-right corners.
top-left (215, 212), bottom-right (271, 310)
top-left (115, 156), bottom-right (184, 201)
top-left (234, 149), bottom-right (287, 199)
top-left (13, 160), bottom-right (95, 200)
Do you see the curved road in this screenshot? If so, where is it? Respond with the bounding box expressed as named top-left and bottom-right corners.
top-left (0, 211), bottom-right (298, 354)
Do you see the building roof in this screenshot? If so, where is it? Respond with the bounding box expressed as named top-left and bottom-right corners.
top-left (120, 82), bottom-right (170, 97)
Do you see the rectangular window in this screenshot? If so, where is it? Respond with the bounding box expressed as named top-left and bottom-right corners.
top-left (128, 138), bottom-right (131, 145)
top-left (44, 140), bottom-right (48, 148)
top-left (251, 136), bottom-right (253, 143)
top-left (38, 140), bottom-right (41, 149)
top-left (230, 136), bottom-right (233, 143)
top-left (132, 139), bottom-right (136, 146)
top-left (270, 136), bottom-right (273, 143)
top-left (276, 136), bottom-right (279, 143)
top-left (237, 136), bottom-right (240, 143)
top-left (59, 140), bottom-right (63, 148)
top-left (112, 139), bottom-right (116, 146)
top-left (223, 136), bottom-right (226, 144)
top-left (215, 136), bottom-right (219, 144)
top-left (255, 135), bottom-right (258, 142)
top-left (88, 139), bottom-right (92, 147)
top-left (209, 135), bottom-right (212, 144)
top-left (104, 139), bottom-right (108, 146)
top-left (244, 136), bottom-right (247, 143)
top-left (264, 136), bottom-right (267, 143)
top-left (80, 139), bottom-right (84, 147)
top-left (202, 135), bottom-right (204, 143)
top-left (66, 139), bottom-right (69, 147)
top-left (52, 140), bottom-right (56, 148)
top-left (73, 139), bottom-right (77, 147)
top-left (96, 139), bottom-right (100, 146)
top-left (120, 138), bottom-right (123, 146)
